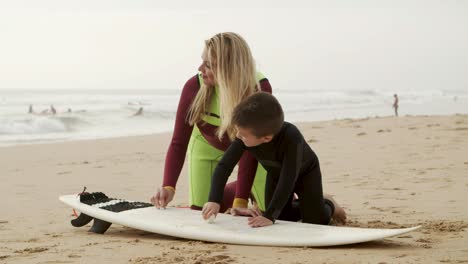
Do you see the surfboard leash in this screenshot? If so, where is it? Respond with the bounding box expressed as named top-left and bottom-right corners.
top-left (73, 186), bottom-right (88, 217)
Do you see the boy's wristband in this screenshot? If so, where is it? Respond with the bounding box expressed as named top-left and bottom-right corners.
top-left (232, 198), bottom-right (248, 208)
top-left (163, 186), bottom-right (176, 193)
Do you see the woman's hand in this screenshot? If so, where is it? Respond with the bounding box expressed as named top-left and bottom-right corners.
top-left (150, 187), bottom-right (175, 209)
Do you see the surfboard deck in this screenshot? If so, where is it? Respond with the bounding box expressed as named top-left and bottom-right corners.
top-left (59, 192), bottom-right (421, 247)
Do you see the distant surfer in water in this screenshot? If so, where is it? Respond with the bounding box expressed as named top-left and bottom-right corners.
top-left (29, 104), bottom-right (60, 115)
top-left (50, 105), bottom-right (57, 115)
top-left (132, 107), bottom-right (144, 116)
top-left (202, 93), bottom-right (346, 227)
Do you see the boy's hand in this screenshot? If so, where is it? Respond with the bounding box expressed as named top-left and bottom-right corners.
top-left (202, 202), bottom-right (220, 220)
top-left (150, 187), bottom-right (175, 209)
top-left (230, 207), bottom-right (262, 217)
top-left (248, 216), bottom-right (273, 228)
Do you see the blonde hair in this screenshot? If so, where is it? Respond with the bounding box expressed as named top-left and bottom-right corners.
top-left (187, 32), bottom-right (260, 140)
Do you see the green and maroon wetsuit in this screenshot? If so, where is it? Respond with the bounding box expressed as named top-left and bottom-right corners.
top-left (162, 72), bottom-right (272, 211)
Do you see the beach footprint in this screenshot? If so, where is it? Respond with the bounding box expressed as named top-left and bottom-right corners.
top-left (377, 129), bottom-right (392, 133)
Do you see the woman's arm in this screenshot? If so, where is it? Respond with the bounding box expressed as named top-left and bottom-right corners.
top-left (233, 78), bottom-right (273, 207)
top-left (162, 75), bottom-right (199, 188)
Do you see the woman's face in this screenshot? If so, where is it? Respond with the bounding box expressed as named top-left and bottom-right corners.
top-left (198, 48), bottom-right (216, 87)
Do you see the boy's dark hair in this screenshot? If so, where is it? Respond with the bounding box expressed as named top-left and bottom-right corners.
top-left (232, 92), bottom-right (284, 137)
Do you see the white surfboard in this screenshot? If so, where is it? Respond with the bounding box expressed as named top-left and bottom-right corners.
top-left (59, 193), bottom-right (421, 247)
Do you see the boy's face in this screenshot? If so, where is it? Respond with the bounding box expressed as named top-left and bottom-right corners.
top-left (235, 126), bottom-right (273, 147)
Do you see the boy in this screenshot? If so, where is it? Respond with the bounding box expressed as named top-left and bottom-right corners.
top-left (202, 92), bottom-right (346, 227)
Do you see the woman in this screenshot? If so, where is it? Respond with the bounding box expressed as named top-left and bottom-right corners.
top-left (150, 32), bottom-right (272, 212)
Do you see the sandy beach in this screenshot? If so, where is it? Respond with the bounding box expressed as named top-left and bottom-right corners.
top-left (0, 114), bottom-right (467, 264)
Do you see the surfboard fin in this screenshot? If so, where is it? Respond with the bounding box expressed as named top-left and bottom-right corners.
top-left (71, 213), bottom-right (93, 227)
top-left (89, 218), bottom-right (112, 234)
top-left (70, 212), bottom-right (112, 234)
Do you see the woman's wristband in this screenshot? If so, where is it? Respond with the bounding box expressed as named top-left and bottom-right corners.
top-left (163, 186), bottom-right (176, 193)
top-left (232, 198), bottom-right (248, 208)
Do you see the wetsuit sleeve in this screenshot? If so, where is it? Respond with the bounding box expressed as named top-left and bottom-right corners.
top-left (233, 78), bottom-right (273, 207)
top-left (263, 139), bottom-right (303, 222)
top-left (208, 139), bottom-right (246, 204)
top-left (162, 75), bottom-right (199, 188)
top-left (234, 152), bottom-right (259, 207)
top-left (259, 78), bottom-right (272, 94)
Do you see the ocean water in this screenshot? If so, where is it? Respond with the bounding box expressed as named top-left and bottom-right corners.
top-left (0, 88), bottom-right (467, 147)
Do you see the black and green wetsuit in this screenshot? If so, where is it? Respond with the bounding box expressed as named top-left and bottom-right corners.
top-left (209, 122), bottom-right (334, 224)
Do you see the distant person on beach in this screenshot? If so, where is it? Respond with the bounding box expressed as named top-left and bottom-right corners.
top-left (67, 108), bottom-right (72, 113)
top-left (202, 93), bottom-right (346, 227)
top-left (28, 104), bottom-right (34, 114)
top-left (132, 107), bottom-right (144, 116)
top-left (150, 32), bottom-right (273, 213)
top-left (393, 94), bottom-right (399, 117)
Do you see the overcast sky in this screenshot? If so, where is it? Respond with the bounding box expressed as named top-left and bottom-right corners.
top-left (0, 0), bottom-right (467, 92)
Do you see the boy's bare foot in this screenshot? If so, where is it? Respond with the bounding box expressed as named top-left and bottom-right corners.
top-left (324, 194), bottom-right (347, 225)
